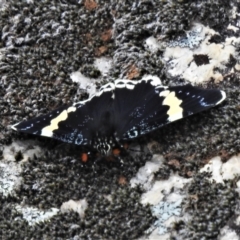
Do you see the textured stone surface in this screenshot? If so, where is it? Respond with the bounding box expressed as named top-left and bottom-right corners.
top-left (1, 0), bottom-right (240, 239)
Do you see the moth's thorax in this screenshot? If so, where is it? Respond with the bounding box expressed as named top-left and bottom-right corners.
top-left (97, 111), bottom-right (115, 134)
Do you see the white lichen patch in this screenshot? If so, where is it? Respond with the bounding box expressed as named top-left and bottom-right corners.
top-left (15, 205), bottom-right (59, 226)
top-left (230, 6), bottom-right (238, 20)
top-left (94, 57), bottom-right (112, 76)
top-left (218, 226), bottom-right (239, 240)
top-left (142, 153), bottom-right (240, 239)
top-left (0, 140), bottom-right (43, 197)
top-left (147, 199), bottom-right (182, 235)
top-left (227, 24), bottom-right (239, 33)
top-left (200, 156), bottom-right (223, 183)
top-left (200, 155), bottom-right (240, 183)
top-left (145, 36), bottom-right (163, 52)
top-left (132, 154), bottom-right (191, 239)
top-left (141, 173), bottom-right (191, 206)
top-left (71, 57), bottom-right (112, 99)
top-left (168, 24), bottom-right (204, 49)
top-left (130, 154), bottom-right (165, 191)
top-left (3, 140), bottom-right (42, 162)
top-left (70, 71), bottom-right (97, 97)
top-left (141, 75), bottom-right (162, 85)
top-left (221, 155), bottom-right (240, 180)
top-left (0, 161), bottom-right (22, 197)
top-left (60, 199), bottom-right (88, 219)
top-left (139, 174), bottom-right (190, 238)
top-left (164, 23), bottom-right (240, 84)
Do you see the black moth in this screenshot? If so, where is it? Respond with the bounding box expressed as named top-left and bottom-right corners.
top-left (12, 79), bottom-right (226, 156)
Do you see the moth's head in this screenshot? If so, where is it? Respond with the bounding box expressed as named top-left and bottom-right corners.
top-left (92, 135), bottom-right (123, 157)
top-left (98, 142), bottom-right (111, 156)
top-left (93, 138), bottom-right (112, 156)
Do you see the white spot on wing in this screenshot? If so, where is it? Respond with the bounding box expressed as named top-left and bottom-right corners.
top-left (126, 82), bottom-right (135, 90)
top-left (115, 80), bottom-right (138, 89)
top-left (41, 107), bottom-right (76, 137)
top-left (149, 78), bottom-right (161, 87)
top-left (67, 106), bottom-right (76, 113)
top-left (162, 91), bottom-right (183, 122)
top-left (11, 123), bottom-right (33, 132)
top-left (99, 83), bottom-right (115, 92)
top-left (168, 112), bottom-right (183, 122)
top-left (73, 96), bottom-right (94, 105)
top-left (97, 83), bottom-right (115, 96)
top-left (159, 90), bottom-right (170, 97)
top-left (115, 80), bottom-right (126, 88)
top-left (216, 90), bottom-right (226, 105)
top-left (11, 124), bottom-right (18, 131)
top-left (141, 75), bottom-right (162, 86)
top-left (156, 85), bottom-right (168, 90)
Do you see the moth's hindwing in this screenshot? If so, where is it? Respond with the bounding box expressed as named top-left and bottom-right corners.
top-left (11, 80), bottom-right (226, 149)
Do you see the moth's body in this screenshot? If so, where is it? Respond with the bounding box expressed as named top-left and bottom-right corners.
top-left (91, 111), bottom-right (119, 155)
top-left (11, 79), bottom-right (226, 157)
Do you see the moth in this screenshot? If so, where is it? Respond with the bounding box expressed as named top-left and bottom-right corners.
top-left (12, 79), bottom-right (226, 156)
